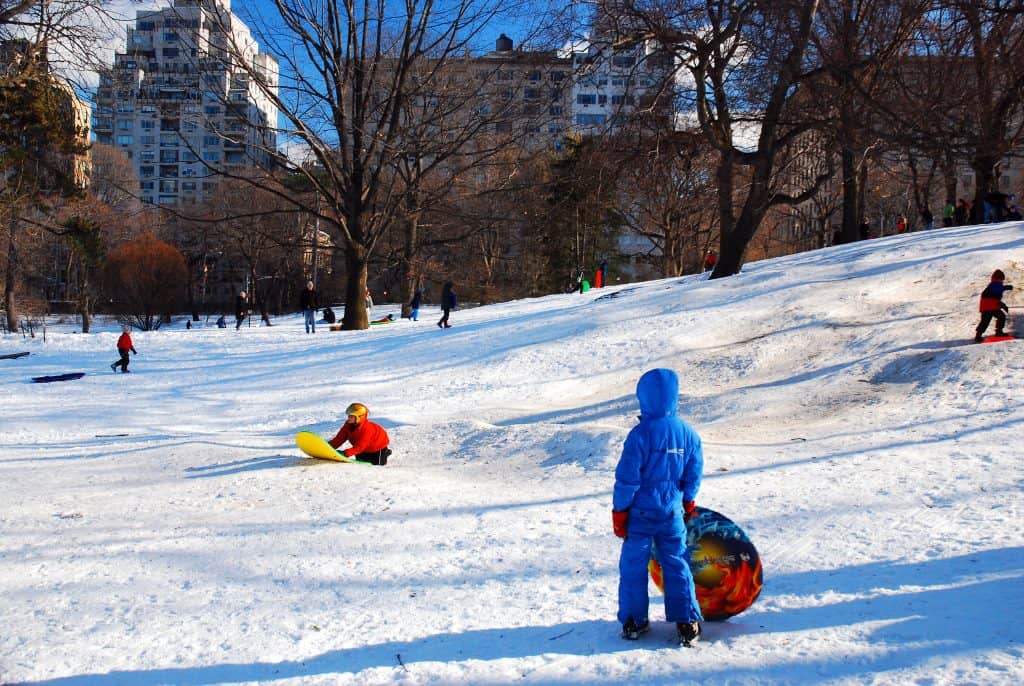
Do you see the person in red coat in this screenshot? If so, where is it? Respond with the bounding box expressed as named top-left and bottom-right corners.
top-left (703, 250), bottom-right (717, 273)
top-left (975, 269), bottom-right (1014, 342)
top-left (110, 325), bottom-right (138, 373)
top-left (328, 402), bottom-right (392, 465)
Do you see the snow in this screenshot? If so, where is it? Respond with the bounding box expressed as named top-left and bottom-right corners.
top-left (2, 223), bottom-right (1023, 685)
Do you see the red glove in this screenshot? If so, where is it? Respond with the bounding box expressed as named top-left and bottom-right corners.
top-left (683, 501), bottom-right (697, 522)
top-left (612, 510), bottom-right (629, 538)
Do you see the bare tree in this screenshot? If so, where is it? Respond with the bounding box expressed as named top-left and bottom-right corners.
top-left (808, 0), bottom-right (927, 244)
top-left (616, 135), bottom-right (719, 276)
top-left (207, 0), bottom-right (543, 328)
top-left (610, 0), bottom-right (833, 278)
top-left (890, 2), bottom-right (1024, 223)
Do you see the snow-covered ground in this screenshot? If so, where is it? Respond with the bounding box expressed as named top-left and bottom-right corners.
top-left (1, 223), bottom-right (1023, 685)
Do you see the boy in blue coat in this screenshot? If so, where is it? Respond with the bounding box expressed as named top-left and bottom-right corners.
top-left (613, 368), bottom-right (705, 645)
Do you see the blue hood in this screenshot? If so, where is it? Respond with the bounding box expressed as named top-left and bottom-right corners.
top-left (637, 368), bottom-right (679, 419)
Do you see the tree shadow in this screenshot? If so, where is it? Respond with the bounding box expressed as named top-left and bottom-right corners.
top-left (183, 454), bottom-right (322, 478)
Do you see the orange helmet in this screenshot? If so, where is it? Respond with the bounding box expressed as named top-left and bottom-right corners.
top-left (346, 402), bottom-right (369, 421)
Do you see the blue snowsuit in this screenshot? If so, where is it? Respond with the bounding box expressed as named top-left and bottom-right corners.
top-left (614, 368), bottom-right (704, 626)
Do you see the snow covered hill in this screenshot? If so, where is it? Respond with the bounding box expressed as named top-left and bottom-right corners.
top-left (1, 223), bottom-right (1023, 685)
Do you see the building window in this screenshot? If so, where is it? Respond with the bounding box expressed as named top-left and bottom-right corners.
top-left (549, 105), bottom-right (563, 116)
top-left (115, 135), bottom-right (133, 145)
top-left (140, 135), bottom-right (155, 145)
top-left (612, 95), bottom-right (635, 106)
top-left (140, 180), bottom-right (154, 190)
top-left (160, 150), bottom-right (178, 163)
top-left (576, 93), bottom-right (596, 105)
top-left (550, 71), bottom-right (566, 82)
top-left (139, 166), bottom-right (154, 177)
top-left (575, 113), bottom-right (606, 126)
top-left (527, 70), bottom-right (541, 81)
top-left (524, 88), bottom-right (540, 100)
top-left (139, 151), bottom-right (155, 162)
top-left (140, 120), bottom-right (155, 129)
top-left (612, 55), bottom-right (636, 68)
top-left (203, 136), bottom-right (220, 147)
top-left (203, 152), bottom-right (220, 162)
top-left (117, 120), bottom-right (133, 130)
top-left (163, 48), bottom-right (179, 58)
top-left (181, 181), bottom-right (197, 191)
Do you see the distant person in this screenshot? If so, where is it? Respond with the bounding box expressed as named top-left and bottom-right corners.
top-left (943, 202), bottom-right (955, 228)
top-left (975, 269), bottom-right (1013, 342)
top-left (438, 281), bottom-right (456, 328)
top-left (409, 288), bottom-right (423, 321)
top-left (110, 325), bottom-right (138, 373)
top-left (365, 288), bottom-right (374, 312)
top-left (216, 315), bottom-right (227, 329)
top-left (322, 306), bottom-right (336, 324)
top-left (954, 198), bottom-right (969, 226)
top-left (598, 258), bottom-right (608, 288)
top-left (327, 402), bottom-right (391, 465)
top-left (703, 250), bottom-right (716, 273)
top-left (235, 291), bottom-right (248, 329)
top-left (1008, 204), bottom-right (1023, 221)
top-left (858, 219), bottom-right (871, 240)
top-left (613, 368), bottom-right (704, 646)
top-left (185, 320), bottom-right (192, 330)
top-left (895, 215), bottom-right (908, 233)
top-left (300, 280), bottom-right (318, 334)
top-left (919, 206), bottom-right (934, 231)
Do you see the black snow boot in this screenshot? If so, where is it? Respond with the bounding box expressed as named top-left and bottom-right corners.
top-left (677, 621), bottom-right (701, 647)
top-left (621, 618), bottom-right (650, 640)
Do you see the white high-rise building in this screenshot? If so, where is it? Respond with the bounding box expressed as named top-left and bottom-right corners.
top-left (94, 0), bottom-right (278, 206)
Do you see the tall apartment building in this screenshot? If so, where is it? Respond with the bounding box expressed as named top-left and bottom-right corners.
top-left (569, 35), bottom-right (674, 135)
top-left (472, 34), bottom-right (574, 154)
top-left (94, 0), bottom-right (278, 207)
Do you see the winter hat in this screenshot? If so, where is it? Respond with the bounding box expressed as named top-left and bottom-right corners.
top-left (992, 269), bottom-right (1005, 281)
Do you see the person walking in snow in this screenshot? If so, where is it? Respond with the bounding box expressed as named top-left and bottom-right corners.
top-left (409, 288), bottom-right (423, 322)
top-left (300, 280), bottom-right (318, 333)
top-left (327, 402), bottom-right (392, 465)
top-left (438, 281), bottom-right (456, 328)
top-left (235, 291), bottom-right (248, 330)
top-left (110, 325), bottom-right (138, 373)
top-left (975, 269), bottom-right (1014, 342)
top-left (613, 368), bottom-right (704, 646)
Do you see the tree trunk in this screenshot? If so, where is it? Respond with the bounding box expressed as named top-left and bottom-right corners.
top-left (341, 244), bottom-right (369, 330)
top-left (714, 158), bottom-right (772, 278)
top-left (840, 145), bottom-right (860, 244)
top-left (398, 214), bottom-right (420, 318)
top-left (5, 222), bottom-right (19, 333)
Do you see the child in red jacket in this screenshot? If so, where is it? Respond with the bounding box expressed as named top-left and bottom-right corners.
top-left (328, 403), bottom-right (391, 465)
top-left (975, 269), bottom-right (1014, 342)
top-left (110, 325), bottom-right (137, 373)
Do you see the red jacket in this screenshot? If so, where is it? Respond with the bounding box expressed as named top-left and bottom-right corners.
top-left (117, 332), bottom-right (136, 353)
top-left (328, 419), bottom-right (389, 457)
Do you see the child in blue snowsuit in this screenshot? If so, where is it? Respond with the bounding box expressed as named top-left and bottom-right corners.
top-left (613, 368), bottom-right (704, 645)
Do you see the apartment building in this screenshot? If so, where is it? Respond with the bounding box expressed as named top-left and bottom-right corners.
top-left (569, 36), bottom-right (674, 135)
top-left (94, 0), bottom-right (278, 207)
